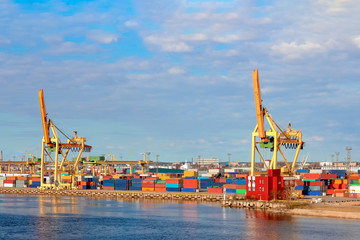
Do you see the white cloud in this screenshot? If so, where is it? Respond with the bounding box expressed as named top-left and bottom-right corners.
top-left (145, 35), bottom-right (193, 52)
top-left (168, 67), bottom-right (185, 74)
top-left (86, 30), bottom-right (118, 44)
top-left (213, 34), bottom-right (247, 43)
top-left (271, 41), bottom-right (327, 59)
top-left (124, 20), bottom-right (139, 28)
top-left (307, 136), bottom-right (325, 142)
top-left (352, 35), bottom-right (360, 48)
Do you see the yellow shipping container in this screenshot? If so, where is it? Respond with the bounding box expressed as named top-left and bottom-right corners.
top-left (112, 175), bottom-right (122, 179)
top-left (142, 188), bottom-right (154, 191)
top-left (334, 179), bottom-right (342, 184)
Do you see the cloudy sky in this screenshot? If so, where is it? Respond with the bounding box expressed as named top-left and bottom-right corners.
top-left (0, 0), bottom-right (359, 164)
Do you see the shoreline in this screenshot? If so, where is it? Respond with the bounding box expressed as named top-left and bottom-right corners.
top-left (1, 188), bottom-right (360, 220)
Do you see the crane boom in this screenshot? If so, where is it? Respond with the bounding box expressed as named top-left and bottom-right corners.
top-left (252, 69), bottom-right (267, 142)
top-left (39, 89), bottom-right (51, 144)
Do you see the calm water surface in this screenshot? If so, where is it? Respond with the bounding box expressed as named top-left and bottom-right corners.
top-left (0, 194), bottom-right (359, 240)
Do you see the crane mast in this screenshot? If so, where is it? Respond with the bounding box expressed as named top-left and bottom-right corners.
top-left (252, 69), bottom-right (267, 142)
top-left (38, 89), bottom-right (92, 190)
top-left (250, 70), bottom-right (304, 176)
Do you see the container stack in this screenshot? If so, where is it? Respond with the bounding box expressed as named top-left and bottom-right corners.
top-left (102, 178), bottom-right (115, 190)
top-left (29, 176), bottom-right (41, 188)
top-left (165, 178), bottom-right (182, 192)
top-left (348, 174), bottom-right (360, 198)
top-left (142, 178), bottom-right (155, 191)
top-left (182, 178), bottom-right (198, 192)
top-left (0, 175), bottom-right (5, 187)
top-left (154, 180), bottom-right (166, 192)
top-left (329, 179), bottom-right (347, 196)
top-left (16, 176), bottom-right (29, 188)
top-left (4, 176), bottom-right (16, 188)
top-left (198, 177), bottom-right (214, 190)
top-left (129, 178), bottom-right (142, 191)
top-left (114, 179), bottom-right (130, 191)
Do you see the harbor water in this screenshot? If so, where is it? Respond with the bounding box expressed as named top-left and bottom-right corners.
top-left (0, 194), bottom-right (359, 239)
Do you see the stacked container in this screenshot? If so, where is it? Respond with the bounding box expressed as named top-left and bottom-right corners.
top-left (165, 178), bottom-right (182, 192)
top-left (154, 180), bottom-right (166, 191)
top-left (182, 178), bottom-right (198, 192)
top-left (102, 178), bottom-right (115, 190)
top-left (114, 179), bottom-right (130, 190)
top-left (142, 178), bottom-right (155, 191)
top-left (129, 178), bottom-right (142, 191)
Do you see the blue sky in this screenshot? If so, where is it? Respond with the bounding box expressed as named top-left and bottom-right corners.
top-left (0, 0), bottom-right (359, 163)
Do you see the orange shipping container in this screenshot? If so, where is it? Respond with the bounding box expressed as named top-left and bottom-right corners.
top-left (166, 179), bottom-right (182, 183)
top-left (223, 184), bottom-right (237, 189)
top-left (208, 188), bottom-right (222, 193)
top-left (154, 188), bottom-right (166, 192)
top-left (142, 188), bottom-right (154, 191)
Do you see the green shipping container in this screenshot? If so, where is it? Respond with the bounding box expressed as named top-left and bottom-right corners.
top-left (88, 156), bottom-right (105, 161)
top-left (236, 189), bottom-right (246, 194)
top-left (302, 179), bottom-right (317, 181)
top-left (155, 180), bottom-right (166, 184)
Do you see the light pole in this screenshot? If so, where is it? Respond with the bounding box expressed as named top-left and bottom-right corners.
top-left (156, 154), bottom-right (159, 174)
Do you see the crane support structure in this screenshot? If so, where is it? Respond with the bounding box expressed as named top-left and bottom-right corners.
top-left (250, 70), bottom-right (304, 176)
top-left (39, 89), bottom-right (92, 190)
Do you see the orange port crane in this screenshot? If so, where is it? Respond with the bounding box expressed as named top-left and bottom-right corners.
top-left (250, 70), bottom-right (304, 176)
top-left (39, 89), bottom-right (91, 189)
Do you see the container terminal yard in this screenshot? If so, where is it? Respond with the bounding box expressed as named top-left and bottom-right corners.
top-left (1, 70), bottom-right (359, 217)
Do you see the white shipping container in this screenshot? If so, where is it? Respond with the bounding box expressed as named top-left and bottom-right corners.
top-left (208, 169), bottom-right (220, 173)
top-left (0, 180), bottom-right (3, 187)
top-left (309, 169), bottom-right (323, 174)
top-left (349, 186), bottom-right (360, 193)
top-left (4, 183), bottom-right (14, 187)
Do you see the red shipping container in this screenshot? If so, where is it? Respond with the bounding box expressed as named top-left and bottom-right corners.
top-left (166, 179), bottom-right (182, 183)
top-left (6, 177), bottom-right (17, 181)
top-left (183, 179), bottom-right (198, 188)
top-left (102, 186), bottom-right (115, 190)
top-left (349, 175), bottom-right (360, 180)
top-left (304, 174), bottom-right (321, 179)
top-left (4, 180), bottom-right (15, 184)
top-left (155, 184), bottom-right (166, 188)
top-left (295, 180), bottom-right (304, 186)
top-left (321, 174), bottom-right (338, 179)
top-left (309, 181), bottom-right (324, 186)
top-left (208, 188), bottom-right (223, 193)
top-left (223, 184), bottom-right (237, 189)
top-left (17, 177), bottom-right (28, 180)
top-left (145, 177), bottom-right (157, 181)
top-left (103, 176), bottom-right (113, 179)
top-left (330, 183), bottom-right (340, 189)
top-left (236, 174), bottom-right (248, 178)
top-left (327, 189), bottom-right (334, 195)
top-left (142, 183), bottom-right (155, 188)
top-left (235, 185), bottom-right (247, 189)
top-left (142, 180), bottom-right (155, 184)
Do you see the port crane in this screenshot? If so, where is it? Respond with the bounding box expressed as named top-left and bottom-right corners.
top-left (250, 70), bottom-right (304, 176)
top-left (39, 89), bottom-right (92, 189)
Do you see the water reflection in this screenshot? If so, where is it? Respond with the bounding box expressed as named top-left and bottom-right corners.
top-left (1, 194), bottom-right (360, 240)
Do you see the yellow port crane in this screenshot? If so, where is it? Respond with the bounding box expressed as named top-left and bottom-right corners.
top-left (39, 89), bottom-right (92, 189)
top-left (250, 70), bottom-right (304, 176)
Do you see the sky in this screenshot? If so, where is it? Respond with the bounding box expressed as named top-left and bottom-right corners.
top-left (0, 0), bottom-right (359, 164)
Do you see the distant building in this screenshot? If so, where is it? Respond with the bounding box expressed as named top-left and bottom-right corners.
top-left (198, 157), bottom-right (219, 166)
